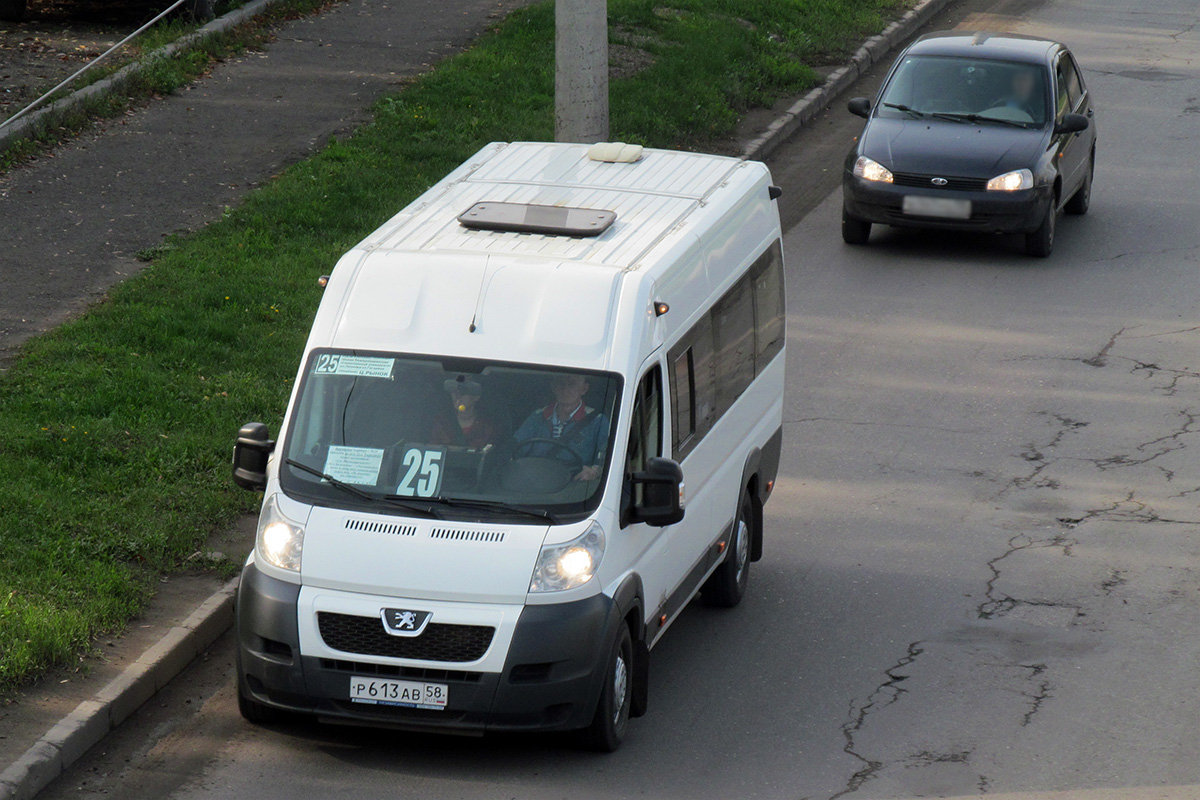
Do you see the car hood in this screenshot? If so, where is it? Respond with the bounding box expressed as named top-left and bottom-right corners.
top-left (862, 117), bottom-right (1049, 178)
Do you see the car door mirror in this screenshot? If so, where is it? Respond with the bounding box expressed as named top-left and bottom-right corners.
top-left (233, 422), bottom-right (275, 491)
top-left (1054, 113), bottom-right (1089, 135)
top-left (847, 97), bottom-right (872, 119)
top-left (628, 457), bottom-right (685, 527)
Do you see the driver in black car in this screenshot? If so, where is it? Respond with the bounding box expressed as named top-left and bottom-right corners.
top-left (999, 66), bottom-right (1041, 119)
top-left (513, 374), bottom-right (607, 481)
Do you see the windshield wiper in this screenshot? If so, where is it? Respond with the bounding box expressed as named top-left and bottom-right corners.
top-left (883, 102), bottom-right (926, 119)
top-left (285, 458), bottom-right (442, 518)
top-left (417, 496), bottom-right (558, 524)
top-left (934, 112), bottom-right (1030, 128)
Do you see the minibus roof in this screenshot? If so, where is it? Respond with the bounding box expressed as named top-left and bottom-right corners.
top-left (355, 141), bottom-right (756, 270)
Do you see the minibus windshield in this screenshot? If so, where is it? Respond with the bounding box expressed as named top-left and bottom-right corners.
top-left (278, 350), bottom-right (623, 522)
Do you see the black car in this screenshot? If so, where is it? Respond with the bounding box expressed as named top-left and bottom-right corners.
top-left (841, 31), bottom-right (1096, 257)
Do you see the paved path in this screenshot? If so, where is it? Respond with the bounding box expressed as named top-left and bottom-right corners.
top-left (0, 0), bottom-right (531, 366)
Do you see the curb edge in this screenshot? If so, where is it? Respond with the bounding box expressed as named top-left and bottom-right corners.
top-left (0, 0), bottom-right (291, 155)
top-left (742, 0), bottom-right (956, 162)
top-left (0, 578), bottom-right (238, 800)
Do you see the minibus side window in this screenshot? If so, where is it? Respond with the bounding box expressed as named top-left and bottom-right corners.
top-left (669, 312), bottom-right (713, 461)
top-left (752, 240), bottom-right (785, 373)
top-left (712, 274), bottom-right (756, 416)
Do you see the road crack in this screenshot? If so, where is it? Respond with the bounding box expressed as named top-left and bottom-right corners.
top-left (830, 642), bottom-right (924, 799)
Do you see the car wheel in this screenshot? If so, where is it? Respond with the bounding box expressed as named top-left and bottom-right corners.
top-left (842, 207), bottom-right (872, 245)
top-left (581, 623), bottom-right (633, 752)
top-left (1065, 155), bottom-right (1094, 216)
top-left (0, 0), bottom-right (27, 21)
top-left (1025, 201), bottom-right (1056, 258)
top-left (701, 489), bottom-right (753, 608)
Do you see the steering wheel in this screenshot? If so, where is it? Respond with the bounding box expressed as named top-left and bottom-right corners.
top-left (511, 438), bottom-right (584, 473)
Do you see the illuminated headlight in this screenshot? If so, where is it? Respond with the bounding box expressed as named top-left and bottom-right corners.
top-left (257, 494), bottom-right (304, 573)
top-left (987, 168), bottom-right (1033, 192)
top-left (530, 521), bottom-right (605, 593)
top-left (853, 156), bottom-right (894, 184)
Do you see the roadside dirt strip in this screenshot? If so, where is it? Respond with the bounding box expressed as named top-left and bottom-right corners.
top-left (0, 0), bottom-right (955, 798)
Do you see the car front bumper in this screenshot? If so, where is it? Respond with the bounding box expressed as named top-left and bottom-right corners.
top-left (236, 563), bottom-right (620, 734)
top-left (843, 173), bottom-right (1053, 234)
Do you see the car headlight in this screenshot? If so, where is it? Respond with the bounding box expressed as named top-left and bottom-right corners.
top-left (257, 494), bottom-right (304, 572)
top-left (530, 521), bottom-right (605, 593)
top-left (987, 168), bottom-right (1033, 192)
top-left (853, 156), bottom-right (894, 184)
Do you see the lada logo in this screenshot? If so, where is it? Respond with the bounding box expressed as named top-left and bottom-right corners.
top-left (380, 608), bottom-right (432, 637)
top-left (931, 177), bottom-right (949, 186)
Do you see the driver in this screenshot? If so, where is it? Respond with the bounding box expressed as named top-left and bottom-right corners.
top-left (513, 373), bottom-right (607, 481)
top-left (1001, 67), bottom-right (1040, 117)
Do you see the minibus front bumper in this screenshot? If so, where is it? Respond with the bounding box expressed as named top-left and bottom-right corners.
top-left (236, 563), bottom-right (620, 733)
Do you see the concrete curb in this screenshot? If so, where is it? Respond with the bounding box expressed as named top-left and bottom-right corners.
top-left (0, 578), bottom-right (238, 800)
top-left (742, 0), bottom-right (956, 161)
top-left (0, 0), bottom-right (292, 154)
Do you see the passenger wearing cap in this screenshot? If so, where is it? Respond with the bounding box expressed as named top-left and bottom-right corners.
top-left (513, 374), bottom-right (607, 481)
top-left (432, 375), bottom-right (499, 449)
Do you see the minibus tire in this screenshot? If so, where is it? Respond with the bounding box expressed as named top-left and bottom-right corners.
top-left (236, 654), bottom-right (284, 724)
top-left (701, 490), bottom-right (753, 608)
top-left (238, 685), bottom-right (284, 723)
top-left (581, 624), bottom-right (633, 752)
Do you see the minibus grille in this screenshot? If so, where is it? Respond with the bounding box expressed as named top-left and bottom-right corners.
top-left (317, 613), bottom-right (494, 662)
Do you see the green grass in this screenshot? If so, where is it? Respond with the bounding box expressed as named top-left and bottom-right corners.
top-left (0, 0), bottom-right (906, 689)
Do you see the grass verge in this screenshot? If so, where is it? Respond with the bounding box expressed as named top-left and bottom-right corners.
top-left (0, 0), bottom-right (907, 689)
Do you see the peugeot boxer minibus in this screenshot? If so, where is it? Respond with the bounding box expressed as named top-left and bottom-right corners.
top-left (231, 141), bottom-right (786, 750)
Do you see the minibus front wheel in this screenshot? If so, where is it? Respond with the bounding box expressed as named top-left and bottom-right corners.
top-left (581, 623), bottom-right (633, 751)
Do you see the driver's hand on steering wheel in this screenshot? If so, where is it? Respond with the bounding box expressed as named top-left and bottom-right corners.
top-left (575, 465), bottom-right (601, 481)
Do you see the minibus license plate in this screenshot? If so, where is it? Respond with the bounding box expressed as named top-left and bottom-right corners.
top-left (349, 677), bottom-right (448, 710)
top-left (902, 195), bottom-right (971, 220)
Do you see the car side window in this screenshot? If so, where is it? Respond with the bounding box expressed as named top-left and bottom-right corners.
top-left (1062, 55), bottom-right (1084, 111)
top-left (1054, 59), bottom-right (1071, 119)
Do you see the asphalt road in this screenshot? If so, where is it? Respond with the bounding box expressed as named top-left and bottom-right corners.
top-left (36, 0), bottom-right (1200, 798)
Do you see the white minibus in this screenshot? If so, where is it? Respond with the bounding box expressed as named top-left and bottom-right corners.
top-left (231, 141), bottom-right (785, 750)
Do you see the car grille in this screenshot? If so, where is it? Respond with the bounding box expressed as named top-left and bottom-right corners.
top-left (893, 173), bottom-right (988, 192)
top-left (317, 613), bottom-right (494, 662)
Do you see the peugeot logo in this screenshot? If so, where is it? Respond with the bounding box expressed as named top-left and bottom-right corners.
top-left (931, 177), bottom-right (949, 186)
top-left (381, 608), bottom-right (432, 637)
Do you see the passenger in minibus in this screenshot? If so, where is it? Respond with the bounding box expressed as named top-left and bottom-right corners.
top-left (431, 374), bottom-right (500, 449)
top-left (513, 374), bottom-right (607, 480)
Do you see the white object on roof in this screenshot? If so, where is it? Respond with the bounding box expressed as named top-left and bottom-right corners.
top-left (587, 141), bottom-right (645, 163)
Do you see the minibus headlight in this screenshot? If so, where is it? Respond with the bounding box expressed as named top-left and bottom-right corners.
top-left (530, 521), bottom-right (605, 593)
top-left (257, 494), bottom-right (304, 573)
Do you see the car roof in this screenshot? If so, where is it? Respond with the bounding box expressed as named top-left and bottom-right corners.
top-left (906, 31), bottom-right (1062, 65)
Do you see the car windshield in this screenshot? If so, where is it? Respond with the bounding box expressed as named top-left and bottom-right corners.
top-left (878, 55), bottom-right (1049, 127)
top-left (279, 350), bottom-right (622, 522)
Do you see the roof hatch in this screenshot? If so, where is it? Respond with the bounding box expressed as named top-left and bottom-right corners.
top-left (457, 202), bottom-right (617, 237)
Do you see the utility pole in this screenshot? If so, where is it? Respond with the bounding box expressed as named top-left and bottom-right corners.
top-left (555, 0), bottom-right (609, 143)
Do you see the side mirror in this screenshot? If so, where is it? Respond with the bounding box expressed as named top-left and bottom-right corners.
top-left (847, 97), bottom-right (872, 119)
top-left (233, 422), bottom-right (275, 491)
top-left (628, 457), bottom-right (685, 527)
top-left (1054, 113), bottom-right (1089, 135)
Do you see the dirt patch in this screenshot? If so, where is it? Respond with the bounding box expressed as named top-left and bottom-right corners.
top-left (0, 0), bottom-right (174, 121)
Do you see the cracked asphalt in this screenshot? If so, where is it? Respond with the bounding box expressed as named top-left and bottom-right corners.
top-left (32, 0), bottom-right (1200, 797)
